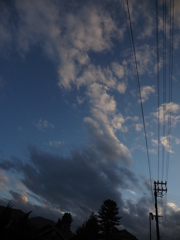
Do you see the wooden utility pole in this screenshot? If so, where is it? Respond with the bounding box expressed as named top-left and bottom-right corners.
top-left (149, 212), bottom-right (154, 240)
top-left (154, 181), bottom-right (167, 240)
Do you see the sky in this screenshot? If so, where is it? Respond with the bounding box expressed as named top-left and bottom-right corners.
top-left (1, 0), bottom-right (180, 239)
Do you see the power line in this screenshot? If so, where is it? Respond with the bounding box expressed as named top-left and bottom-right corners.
top-left (126, 0), bottom-right (153, 202)
top-left (166, 0), bottom-right (174, 183)
top-left (162, 0), bottom-right (167, 182)
top-left (156, 0), bottom-right (160, 181)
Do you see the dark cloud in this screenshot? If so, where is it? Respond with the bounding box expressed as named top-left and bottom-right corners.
top-left (0, 193), bottom-right (61, 225)
top-left (9, 189), bottom-right (27, 205)
top-left (1, 146), bottom-right (180, 239)
top-left (160, 201), bottom-right (180, 240)
top-left (0, 156), bottom-right (23, 172)
top-left (0, 145), bottom-right (139, 230)
top-left (121, 196), bottom-right (155, 239)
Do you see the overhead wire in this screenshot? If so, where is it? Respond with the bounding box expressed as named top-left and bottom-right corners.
top-left (166, 0), bottom-right (174, 183)
top-left (125, 0), bottom-right (154, 202)
top-left (167, 192), bottom-right (180, 199)
top-left (154, 1), bottom-right (175, 237)
top-left (157, 0), bottom-right (174, 184)
top-left (122, 0), bottom-right (134, 58)
top-left (162, 0), bottom-right (167, 181)
top-left (156, 0), bottom-right (160, 181)
top-left (166, 0), bottom-right (172, 185)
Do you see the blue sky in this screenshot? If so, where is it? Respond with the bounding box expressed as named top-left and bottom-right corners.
top-left (1, 0), bottom-right (180, 239)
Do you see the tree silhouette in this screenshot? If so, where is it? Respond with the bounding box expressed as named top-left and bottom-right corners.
top-left (62, 213), bottom-right (73, 231)
top-left (98, 199), bottom-right (122, 240)
top-left (56, 212), bottom-right (73, 232)
top-left (73, 212), bottom-right (99, 240)
top-left (0, 202), bottom-right (13, 232)
top-left (0, 203), bottom-right (39, 240)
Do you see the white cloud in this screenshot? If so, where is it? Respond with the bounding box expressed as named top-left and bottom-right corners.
top-left (150, 131), bottom-right (154, 136)
top-left (117, 82), bottom-right (127, 94)
top-left (150, 149), bottom-right (156, 154)
top-left (64, 5), bottom-right (117, 53)
top-left (13, 0), bottom-right (125, 91)
top-left (77, 64), bottom-right (117, 89)
top-left (49, 141), bottom-right (63, 149)
top-left (161, 136), bottom-right (173, 153)
top-left (139, 85), bottom-right (155, 103)
top-left (167, 202), bottom-right (180, 211)
top-left (175, 138), bottom-right (180, 145)
top-left (138, 7), bottom-right (154, 39)
top-left (87, 83), bottom-right (116, 115)
top-left (127, 190), bottom-right (136, 195)
top-left (152, 139), bottom-right (158, 146)
top-left (111, 62), bottom-right (124, 79)
top-left (126, 116), bottom-right (139, 121)
top-left (77, 96), bottom-right (85, 105)
top-left (84, 117), bottom-right (131, 163)
top-left (135, 123), bottom-right (143, 132)
top-left (54, 4), bottom-right (119, 88)
top-left (33, 119), bottom-right (54, 131)
top-left (127, 44), bottom-right (156, 76)
top-left (153, 102), bottom-right (180, 126)
top-left (112, 114), bottom-right (128, 133)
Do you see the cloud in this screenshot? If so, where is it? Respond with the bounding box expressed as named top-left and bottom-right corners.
top-left (121, 196), bottom-right (155, 239)
top-left (2, 148), bottom-right (180, 239)
top-left (137, 5), bottom-right (154, 39)
top-left (126, 116), bottom-right (139, 122)
top-left (135, 123), bottom-right (143, 132)
top-left (84, 117), bottom-right (130, 163)
top-left (83, 79), bottom-right (130, 162)
top-left (127, 190), bottom-right (136, 195)
top-left (77, 96), bottom-right (85, 105)
top-left (153, 102), bottom-right (180, 127)
top-left (0, 171), bottom-right (8, 190)
top-left (64, 5), bottom-right (118, 53)
top-left (160, 136), bottom-right (173, 153)
top-left (139, 85), bottom-right (155, 103)
top-left (112, 114), bottom-right (127, 132)
top-left (117, 82), bottom-right (127, 94)
top-left (175, 138), bottom-right (180, 145)
top-left (0, 145), bottom-right (137, 228)
top-left (77, 64), bottom-right (117, 89)
top-left (49, 141), bottom-right (63, 149)
top-left (126, 44), bottom-right (156, 77)
top-left (149, 149), bottom-right (156, 154)
top-left (0, 193), bottom-right (62, 224)
top-left (1, 0), bottom-right (127, 93)
top-left (33, 119), bottom-right (54, 131)
top-left (9, 189), bottom-right (28, 204)
top-left (152, 139), bottom-right (158, 146)
top-left (111, 62), bottom-right (124, 79)
top-left (86, 83), bottom-right (116, 115)
top-left (13, 0), bottom-right (121, 89)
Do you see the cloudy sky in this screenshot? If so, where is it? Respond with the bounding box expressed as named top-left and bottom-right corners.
top-left (1, 0), bottom-right (180, 239)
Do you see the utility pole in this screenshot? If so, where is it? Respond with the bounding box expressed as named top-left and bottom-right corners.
top-left (149, 212), bottom-right (154, 240)
top-left (154, 181), bottom-right (167, 240)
